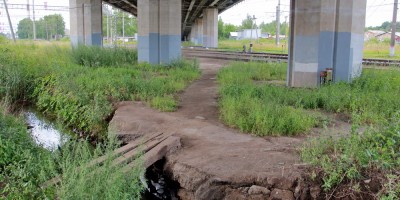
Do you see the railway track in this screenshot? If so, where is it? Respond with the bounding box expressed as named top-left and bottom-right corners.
top-left (182, 48), bottom-right (400, 67)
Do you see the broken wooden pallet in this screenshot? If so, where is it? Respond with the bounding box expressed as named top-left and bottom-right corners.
top-left (42, 132), bottom-right (181, 188)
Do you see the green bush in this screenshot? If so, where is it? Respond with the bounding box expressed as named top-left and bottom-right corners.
top-left (0, 42), bottom-right (200, 137)
top-left (218, 62), bottom-right (400, 136)
top-left (218, 62), bottom-right (317, 136)
top-left (301, 113), bottom-right (400, 197)
top-left (71, 45), bottom-right (138, 67)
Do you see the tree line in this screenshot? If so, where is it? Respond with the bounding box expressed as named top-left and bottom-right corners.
top-left (218, 14), bottom-right (289, 39)
top-left (366, 21), bottom-right (400, 32)
top-left (17, 14), bottom-right (65, 40)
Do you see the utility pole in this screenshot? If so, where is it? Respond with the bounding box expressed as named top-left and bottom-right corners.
top-left (27, 0), bottom-right (30, 19)
top-left (106, 5), bottom-right (110, 44)
top-left (32, 0), bottom-right (36, 40)
top-left (122, 12), bottom-right (125, 45)
top-left (250, 15), bottom-right (257, 53)
top-left (276, 0), bottom-right (280, 45)
top-left (3, 0), bottom-right (16, 42)
top-left (390, 0), bottom-right (398, 57)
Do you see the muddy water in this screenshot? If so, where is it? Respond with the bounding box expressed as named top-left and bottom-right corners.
top-left (24, 110), bottom-right (70, 151)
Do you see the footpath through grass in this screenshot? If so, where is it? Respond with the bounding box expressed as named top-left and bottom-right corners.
top-left (218, 61), bottom-right (400, 198)
top-left (0, 40), bottom-right (200, 138)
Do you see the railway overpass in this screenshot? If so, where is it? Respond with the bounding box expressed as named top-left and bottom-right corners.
top-left (69, 0), bottom-right (367, 88)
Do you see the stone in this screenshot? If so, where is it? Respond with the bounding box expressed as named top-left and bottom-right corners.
top-left (267, 177), bottom-right (296, 190)
top-left (269, 189), bottom-right (294, 200)
top-left (310, 186), bottom-right (321, 199)
top-left (195, 116), bottom-right (206, 120)
top-left (248, 185), bottom-right (271, 195)
top-left (238, 187), bottom-right (249, 194)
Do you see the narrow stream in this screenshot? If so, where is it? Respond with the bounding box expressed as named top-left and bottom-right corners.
top-left (24, 109), bottom-right (180, 199)
top-left (24, 109), bottom-right (70, 151)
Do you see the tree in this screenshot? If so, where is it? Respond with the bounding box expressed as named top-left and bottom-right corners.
top-left (217, 17), bottom-right (238, 39)
top-left (218, 17), bottom-right (224, 39)
top-left (224, 24), bottom-right (237, 38)
top-left (17, 18), bottom-right (33, 39)
top-left (259, 21), bottom-right (277, 35)
top-left (17, 14), bottom-right (65, 40)
top-left (259, 20), bottom-right (288, 36)
top-left (241, 14), bottom-right (255, 29)
top-left (366, 21), bottom-right (400, 32)
top-left (103, 7), bottom-right (137, 38)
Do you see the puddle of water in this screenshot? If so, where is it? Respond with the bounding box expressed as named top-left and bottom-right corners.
top-left (24, 111), bottom-right (70, 151)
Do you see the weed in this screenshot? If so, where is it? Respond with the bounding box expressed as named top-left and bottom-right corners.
top-left (218, 62), bottom-right (317, 136)
top-left (0, 42), bottom-right (200, 138)
top-left (150, 95), bottom-right (177, 112)
top-left (0, 105), bottom-right (144, 199)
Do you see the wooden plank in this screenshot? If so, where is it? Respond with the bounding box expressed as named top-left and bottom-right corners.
top-left (111, 133), bottom-right (171, 167)
top-left (42, 132), bottom-right (166, 188)
top-left (87, 132), bottom-right (164, 167)
top-left (122, 136), bottom-right (181, 173)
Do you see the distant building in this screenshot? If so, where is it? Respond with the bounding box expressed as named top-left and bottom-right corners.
top-left (376, 32), bottom-right (391, 41)
top-left (365, 30), bottom-right (400, 43)
top-left (229, 32), bottom-right (238, 40)
top-left (364, 30), bottom-right (386, 41)
top-left (230, 29), bottom-right (262, 40)
top-left (260, 33), bottom-right (271, 39)
top-left (237, 29), bottom-right (262, 40)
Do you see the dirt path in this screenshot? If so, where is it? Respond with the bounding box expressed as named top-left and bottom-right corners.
top-left (173, 58), bottom-right (228, 125)
top-left (110, 58), bottom-right (317, 200)
top-left (110, 58), bottom-right (360, 199)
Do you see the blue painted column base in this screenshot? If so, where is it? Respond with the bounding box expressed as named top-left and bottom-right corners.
top-left (138, 34), bottom-right (181, 64)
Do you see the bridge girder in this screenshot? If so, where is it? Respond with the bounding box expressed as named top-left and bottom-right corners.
top-left (102, 0), bottom-right (243, 38)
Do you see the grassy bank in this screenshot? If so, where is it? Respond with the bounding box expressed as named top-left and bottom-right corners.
top-left (216, 38), bottom-right (400, 59)
top-left (0, 109), bottom-right (144, 199)
top-left (0, 38), bottom-right (199, 199)
top-left (217, 61), bottom-right (400, 197)
top-left (0, 40), bottom-right (200, 138)
top-left (218, 62), bottom-right (400, 136)
top-left (301, 115), bottom-right (400, 198)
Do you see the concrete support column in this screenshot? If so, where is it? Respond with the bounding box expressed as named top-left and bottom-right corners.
top-left (203, 8), bottom-right (218, 48)
top-left (288, 0), bottom-right (366, 87)
top-left (195, 18), bottom-right (203, 46)
top-left (138, 0), bottom-right (181, 64)
top-left (190, 25), bottom-right (197, 44)
top-left (69, 0), bottom-right (102, 47)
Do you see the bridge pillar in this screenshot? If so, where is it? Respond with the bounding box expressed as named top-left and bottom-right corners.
top-left (288, 0), bottom-right (366, 87)
top-left (138, 0), bottom-right (181, 64)
top-left (69, 0), bottom-right (102, 47)
top-left (203, 8), bottom-right (218, 48)
top-left (195, 18), bottom-right (204, 46)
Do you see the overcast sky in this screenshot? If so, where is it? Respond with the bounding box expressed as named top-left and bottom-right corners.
top-left (0, 0), bottom-right (396, 34)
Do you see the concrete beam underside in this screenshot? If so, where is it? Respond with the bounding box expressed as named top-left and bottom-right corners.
top-left (138, 0), bottom-right (181, 64)
top-left (69, 0), bottom-right (102, 47)
top-left (288, 0), bottom-right (366, 87)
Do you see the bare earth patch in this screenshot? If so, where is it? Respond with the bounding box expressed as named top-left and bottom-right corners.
top-left (109, 58), bottom-right (356, 200)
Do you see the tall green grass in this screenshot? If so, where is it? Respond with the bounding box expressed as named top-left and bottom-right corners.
top-left (218, 62), bottom-right (317, 136)
top-left (301, 113), bottom-right (400, 198)
top-left (218, 62), bottom-right (400, 136)
top-left (0, 42), bottom-right (200, 137)
top-left (0, 109), bottom-right (144, 199)
top-left (71, 45), bottom-right (138, 67)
